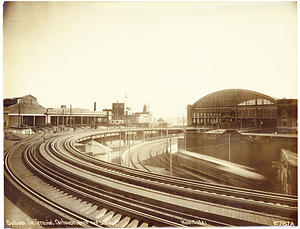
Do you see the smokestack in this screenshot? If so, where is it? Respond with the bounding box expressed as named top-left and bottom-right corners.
top-left (94, 102), bottom-right (96, 111)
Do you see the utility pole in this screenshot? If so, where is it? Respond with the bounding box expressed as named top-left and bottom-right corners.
top-left (91, 136), bottom-right (93, 154)
top-left (240, 109), bottom-right (243, 132)
top-left (128, 121), bottom-right (131, 168)
top-left (184, 125), bottom-right (186, 151)
top-left (228, 132), bottom-right (231, 162)
top-left (70, 104), bottom-right (72, 128)
top-left (57, 111), bottom-right (59, 126)
top-left (142, 122), bottom-right (145, 143)
top-left (196, 115), bottom-right (198, 133)
top-left (160, 122), bottom-right (162, 139)
top-left (166, 124), bottom-right (169, 152)
top-left (18, 101), bottom-right (21, 128)
top-left (117, 101), bottom-right (118, 120)
top-left (119, 125), bottom-right (122, 165)
top-left (170, 137), bottom-right (172, 176)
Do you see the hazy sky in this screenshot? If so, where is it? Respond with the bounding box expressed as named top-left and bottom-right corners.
top-left (3, 1), bottom-right (297, 119)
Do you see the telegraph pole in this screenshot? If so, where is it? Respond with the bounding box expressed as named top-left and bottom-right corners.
top-left (128, 121), bottom-right (131, 168)
top-left (70, 104), bottom-right (72, 128)
top-left (166, 124), bottom-right (169, 152)
top-left (170, 137), bottom-right (172, 176)
top-left (119, 125), bottom-right (122, 164)
top-left (62, 109), bottom-right (64, 126)
top-left (18, 102), bottom-right (21, 128)
top-left (228, 132), bottom-right (231, 162)
top-left (184, 125), bottom-right (186, 151)
top-left (91, 136), bottom-right (93, 153)
top-left (57, 111), bottom-right (59, 127)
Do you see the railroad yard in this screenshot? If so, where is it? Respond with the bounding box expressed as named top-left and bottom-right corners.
top-left (4, 127), bottom-right (298, 227)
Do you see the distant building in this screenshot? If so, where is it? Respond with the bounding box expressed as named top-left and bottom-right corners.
top-left (187, 89), bottom-right (297, 134)
top-left (156, 118), bottom-right (172, 128)
top-left (3, 95), bottom-right (156, 128)
top-left (105, 102), bottom-right (153, 126)
top-left (103, 102), bottom-right (132, 124)
top-left (4, 94), bottom-right (47, 128)
top-left (47, 105), bottom-right (108, 126)
top-left (3, 95), bottom-right (109, 128)
top-left (135, 104), bottom-right (153, 127)
top-left (276, 99), bottom-right (298, 134)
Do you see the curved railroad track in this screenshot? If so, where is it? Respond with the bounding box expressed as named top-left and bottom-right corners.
top-left (4, 129), bottom-right (298, 227)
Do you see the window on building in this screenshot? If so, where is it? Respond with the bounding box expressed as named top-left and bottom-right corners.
top-left (263, 99), bottom-right (273, 105)
top-left (282, 109), bottom-right (288, 117)
top-left (247, 99), bottom-right (256, 105)
top-left (282, 120), bottom-right (287, 126)
top-left (257, 98), bottom-right (263, 105)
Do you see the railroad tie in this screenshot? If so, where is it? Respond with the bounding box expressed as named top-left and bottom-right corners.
top-left (107, 213), bottom-right (122, 226)
top-left (80, 202), bottom-right (93, 212)
top-left (97, 211), bottom-right (115, 223)
top-left (113, 216), bottom-right (131, 228)
top-left (46, 190), bottom-right (65, 198)
top-left (59, 195), bottom-right (76, 205)
top-left (139, 222), bottom-right (149, 227)
top-left (126, 219), bottom-right (139, 228)
top-left (53, 192), bottom-right (70, 201)
top-left (91, 208), bottom-right (108, 219)
top-left (82, 205), bottom-right (98, 215)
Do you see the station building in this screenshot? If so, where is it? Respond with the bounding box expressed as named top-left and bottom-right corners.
top-left (4, 95), bottom-right (153, 129)
top-left (187, 89), bottom-right (297, 134)
top-left (47, 105), bottom-right (108, 127)
top-left (4, 94), bottom-right (109, 128)
top-left (4, 94), bottom-right (47, 128)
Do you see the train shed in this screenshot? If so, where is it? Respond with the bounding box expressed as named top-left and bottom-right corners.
top-left (4, 94), bottom-right (47, 128)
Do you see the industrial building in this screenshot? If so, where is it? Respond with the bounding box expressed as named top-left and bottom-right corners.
top-left (187, 89), bottom-right (297, 134)
top-left (4, 95), bottom-right (108, 129)
top-left (4, 95), bottom-right (153, 129)
top-left (4, 94), bottom-right (47, 128)
top-left (104, 102), bottom-right (153, 127)
top-left (47, 105), bottom-right (108, 127)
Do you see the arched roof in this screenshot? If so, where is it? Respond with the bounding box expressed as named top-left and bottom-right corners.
top-left (192, 89), bottom-right (277, 108)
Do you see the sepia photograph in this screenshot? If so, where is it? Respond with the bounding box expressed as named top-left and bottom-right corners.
top-left (3, 1), bottom-right (298, 227)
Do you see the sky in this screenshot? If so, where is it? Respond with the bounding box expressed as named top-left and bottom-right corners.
top-left (3, 1), bottom-right (298, 120)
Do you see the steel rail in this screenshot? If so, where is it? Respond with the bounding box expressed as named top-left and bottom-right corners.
top-left (4, 136), bottom-right (96, 228)
top-left (45, 135), bottom-right (277, 226)
top-left (25, 144), bottom-right (191, 227)
top-left (5, 129), bottom-right (296, 227)
top-left (61, 134), bottom-right (297, 220)
top-left (66, 133), bottom-right (297, 209)
top-left (55, 133), bottom-right (297, 221)
top-left (32, 142), bottom-right (232, 227)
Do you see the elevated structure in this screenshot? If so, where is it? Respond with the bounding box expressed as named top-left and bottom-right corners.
top-left (187, 89), bottom-right (297, 134)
